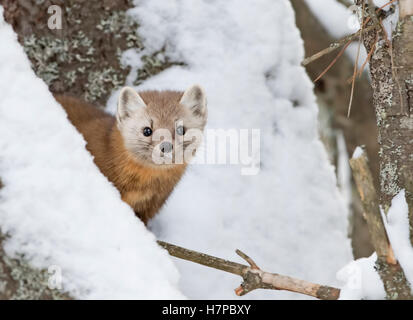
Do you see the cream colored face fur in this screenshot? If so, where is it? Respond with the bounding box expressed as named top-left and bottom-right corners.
top-left (116, 85), bottom-right (207, 166)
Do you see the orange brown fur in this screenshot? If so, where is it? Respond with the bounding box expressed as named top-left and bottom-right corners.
top-left (55, 95), bottom-right (187, 224)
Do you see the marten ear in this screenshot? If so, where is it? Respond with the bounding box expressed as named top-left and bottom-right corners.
top-left (180, 84), bottom-right (207, 118)
top-left (117, 87), bottom-right (146, 122)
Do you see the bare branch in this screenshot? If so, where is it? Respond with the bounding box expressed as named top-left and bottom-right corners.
top-left (157, 240), bottom-right (340, 300)
top-left (313, 39), bottom-right (352, 82)
top-left (157, 240), bottom-right (246, 276)
top-left (301, 25), bottom-right (376, 67)
top-left (302, 0), bottom-right (398, 67)
top-left (356, 30), bottom-right (379, 77)
top-left (348, 1), bottom-right (366, 118)
top-left (349, 148), bottom-right (394, 261)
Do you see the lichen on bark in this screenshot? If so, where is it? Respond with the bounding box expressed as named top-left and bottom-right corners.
top-left (0, 0), bottom-right (181, 300)
top-left (0, 234), bottom-right (70, 300)
top-left (355, 0), bottom-right (413, 299)
top-left (2, 0), bottom-right (144, 105)
top-left (2, 0), bottom-right (182, 106)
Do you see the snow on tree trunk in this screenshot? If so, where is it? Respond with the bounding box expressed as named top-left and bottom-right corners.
top-left (355, 0), bottom-right (413, 299)
top-left (0, 3), bottom-right (183, 300)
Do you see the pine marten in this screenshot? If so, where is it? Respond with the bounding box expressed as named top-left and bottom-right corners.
top-left (56, 85), bottom-right (207, 224)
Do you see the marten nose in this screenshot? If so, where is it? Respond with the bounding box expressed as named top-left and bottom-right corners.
top-left (160, 142), bottom-right (173, 153)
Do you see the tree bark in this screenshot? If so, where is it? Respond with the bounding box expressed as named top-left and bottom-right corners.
top-left (0, 0), bottom-right (178, 105)
top-left (1, 0), bottom-right (135, 105)
top-left (0, 233), bottom-right (71, 299)
top-left (354, 0), bottom-right (413, 299)
top-left (391, 2), bottom-right (413, 249)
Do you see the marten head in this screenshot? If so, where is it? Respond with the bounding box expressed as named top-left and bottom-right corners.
top-left (116, 85), bottom-right (208, 167)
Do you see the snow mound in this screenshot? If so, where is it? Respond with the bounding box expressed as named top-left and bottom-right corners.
top-left (382, 190), bottom-right (413, 288)
top-left (337, 253), bottom-right (386, 300)
top-left (352, 146), bottom-right (364, 159)
top-left (107, 0), bottom-right (353, 299)
top-left (0, 6), bottom-right (183, 300)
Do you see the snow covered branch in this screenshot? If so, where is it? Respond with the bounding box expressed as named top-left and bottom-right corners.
top-left (157, 241), bottom-right (340, 300)
top-left (349, 147), bottom-right (413, 299)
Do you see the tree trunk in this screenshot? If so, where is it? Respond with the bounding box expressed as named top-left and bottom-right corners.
top-left (355, 0), bottom-right (413, 299)
top-left (0, 0), bottom-right (177, 105)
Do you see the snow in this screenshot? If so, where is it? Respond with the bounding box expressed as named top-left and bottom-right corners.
top-left (373, 0), bottom-right (395, 11)
top-left (382, 190), bottom-right (413, 288)
top-left (337, 132), bottom-right (352, 211)
top-left (371, 0), bottom-right (400, 42)
top-left (379, 4), bottom-right (400, 42)
top-left (104, 0), bottom-right (353, 299)
top-left (305, 0), bottom-right (357, 38)
top-left (337, 253), bottom-right (386, 299)
top-left (338, 190), bottom-right (413, 299)
top-left (0, 6), bottom-right (184, 300)
top-left (305, 0), bottom-right (398, 37)
top-left (352, 146), bottom-right (364, 159)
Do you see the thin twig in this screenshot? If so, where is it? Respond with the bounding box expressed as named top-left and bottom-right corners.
top-left (157, 240), bottom-right (340, 300)
top-left (313, 40), bottom-right (352, 83)
top-left (357, 30), bottom-right (379, 78)
top-left (347, 1), bottom-right (365, 118)
top-left (302, 0), bottom-right (398, 67)
top-left (362, 0), bottom-right (398, 27)
top-left (302, 24), bottom-right (375, 67)
top-left (235, 249), bottom-right (259, 270)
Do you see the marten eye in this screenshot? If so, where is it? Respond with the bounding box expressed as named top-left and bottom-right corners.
top-left (176, 126), bottom-right (185, 136)
top-left (143, 127), bottom-right (152, 137)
